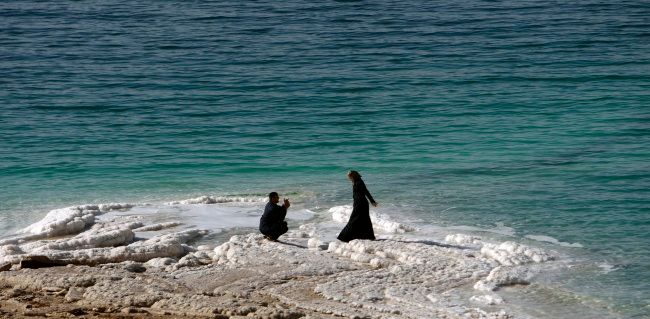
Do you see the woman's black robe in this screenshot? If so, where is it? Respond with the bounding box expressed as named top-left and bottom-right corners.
top-left (337, 179), bottom-right (376, 242)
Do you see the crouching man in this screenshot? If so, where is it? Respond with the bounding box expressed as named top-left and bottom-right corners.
top-left (259, 192), bottom-right (290, 241)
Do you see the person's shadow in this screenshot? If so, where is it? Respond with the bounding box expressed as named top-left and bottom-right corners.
top-left (375, 238), bottom-right (472, 250)
top-left (272, 238), bottom-right (471, 250)
top-left (275, 240), bottom-right (307, 249)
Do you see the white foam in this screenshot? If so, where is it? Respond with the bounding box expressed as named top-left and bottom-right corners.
top-left (446, 223), bottom-right (516, 237)
top-left (329, 205), bottom-right (416, 234)
top-left (166, 195), bottom-right (266, 205)
top-left (134, 222), bottom-right (183, 232)
top-left (597, 262), bottom-right (618, 274)
top-left (491, 222), bottom-right (517, 236)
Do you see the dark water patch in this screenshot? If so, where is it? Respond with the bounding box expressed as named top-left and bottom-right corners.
top-left (190, 15), bottom-right (242, 22)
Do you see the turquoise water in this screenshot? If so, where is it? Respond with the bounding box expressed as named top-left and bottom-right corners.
top-left (1, 0), bottom-right (649, 317)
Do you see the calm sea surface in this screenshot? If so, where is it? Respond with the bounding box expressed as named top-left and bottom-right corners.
top-left (1, 0), bottom-right (648, 317)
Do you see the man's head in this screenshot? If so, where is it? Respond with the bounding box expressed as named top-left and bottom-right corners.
top-left (268, 192), bottom-right (280, 204)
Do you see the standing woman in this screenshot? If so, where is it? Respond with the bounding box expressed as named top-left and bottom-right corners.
top-left (337, 170), bottom-right (378, 242)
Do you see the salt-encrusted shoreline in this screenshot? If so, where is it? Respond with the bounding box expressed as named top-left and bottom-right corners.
top-left (0, 203), bottom-right (559, 318)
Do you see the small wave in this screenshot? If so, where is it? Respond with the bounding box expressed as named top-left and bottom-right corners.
top-left (525, 234), bottom-right (583, 248)
top-left (597, 262), bottom-right (618, 274)
top-left (166, 195), bottom-right (266, 205)
top-left (446, 223), bottom-right (516, 237)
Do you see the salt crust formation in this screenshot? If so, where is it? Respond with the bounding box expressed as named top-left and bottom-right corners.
top-left (0, 204), bottom-right (205, 266)
top-left (0, 204), bottom-right (133, 247)
top-left (329, 205), bottom-right (417, 234)
top-left (211, 233), bottom-right (512, 318)
top-left (442, 234), bottom-right (554, 293)
top-left (0, 202), bottom-right (558, 318)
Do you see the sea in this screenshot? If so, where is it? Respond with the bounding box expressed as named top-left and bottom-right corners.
top-left (0, 0), bottom-right (648, 317)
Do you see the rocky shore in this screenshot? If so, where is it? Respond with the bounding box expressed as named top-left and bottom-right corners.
top-left (0, 203), bottom-right (557, 318)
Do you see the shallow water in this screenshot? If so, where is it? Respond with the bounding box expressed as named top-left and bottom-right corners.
top-left (1, 0), bottom-right (648, 317)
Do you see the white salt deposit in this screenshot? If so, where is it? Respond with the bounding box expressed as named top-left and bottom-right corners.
top-left (212, 233), bottom-right (513, 318)
top-left (134, 222), bottom-right (182, 232)
top-left (474, 265), bottom-right (534, 292)
top-left (318, 239), bottom-right (512, 317)
top-left (0, 202), bottom-right (213, 266)
top-left (16, 204), bottom-right (133, 239)
top-left (307, 238), bottom-right (328, 250)
top-left (329, 205), bottom-right (416, 234)
top-left (145, 257), bottom-right (177, 268)
top-left (0, 225), bottom-right (207, 265)
top-left (30, 222), bottom-right (140, 252)
top-left (470, 294), bottom-right (505, 305)
top-left (480, 241), bottom-right (554, 266)
top-left (0, 244), bottom-right (22, 256)
top-left (196, 245), bottom-right (212, 251)
top-left (0, 200), bottom-right (568, 318)
top-left (0, 204), bottom-right (134, 247)
top-left (442, 233), bottom-right (555, 267)
top-left (442, 233), bottom-right (557, 294)
top-left (174, 250), bottom-right (214, 269)
top-left (445, 233), bottom-right (483, 247)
